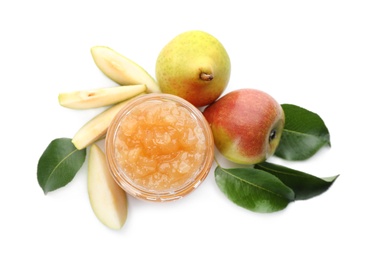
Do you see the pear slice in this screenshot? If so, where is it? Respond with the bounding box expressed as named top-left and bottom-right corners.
top-left (88, 144), bottom-right (128, 230)
top-left (91, 46), bottom-right (161, 93)
top-left (58, 84), bottom-right (146, 109)
top-left (72, 94), bottom-right (144, 150)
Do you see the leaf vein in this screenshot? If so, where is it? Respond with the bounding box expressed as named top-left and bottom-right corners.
top-left (48, 148), bottom-right (79, 183)
top-left (219, 167), bottom-right (288, 199)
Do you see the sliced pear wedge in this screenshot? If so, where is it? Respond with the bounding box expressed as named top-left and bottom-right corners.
top-left (58, 84), bottom-right (146, 109)
top-left (72, 94), bottom-right (144, 150)
top-left (91, 46), bottom-right (161, 93)
top-left (88, 144), bottom-right (128, 230)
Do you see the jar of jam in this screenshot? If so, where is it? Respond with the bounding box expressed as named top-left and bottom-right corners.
top-left (105, 93), bottom-right (214, 202)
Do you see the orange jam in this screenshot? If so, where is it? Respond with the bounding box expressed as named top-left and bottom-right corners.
top-left (105, 94), bottom-right (214, 202)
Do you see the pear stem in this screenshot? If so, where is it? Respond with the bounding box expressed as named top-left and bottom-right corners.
top-left (200, 72), bottom-right (214, 81)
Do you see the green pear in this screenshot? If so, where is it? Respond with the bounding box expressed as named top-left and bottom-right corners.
top-left (91, 46), bottom-right (160, 93)
top-left (58, 84), bottom-right (146, 109)
top-left (88, 144), bottom-right (128, 230)
top-left (155, 30), bottom-right (231, 107)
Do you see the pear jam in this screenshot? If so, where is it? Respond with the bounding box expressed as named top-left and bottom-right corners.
top-left (105, 94), bottom-right (214, 202)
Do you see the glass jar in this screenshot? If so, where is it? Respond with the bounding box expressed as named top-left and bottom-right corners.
top-left (105, 93), bottom-right (214, 202)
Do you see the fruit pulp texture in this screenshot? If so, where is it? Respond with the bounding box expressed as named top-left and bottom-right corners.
top-left (114, 99), bottom-right (206, 191)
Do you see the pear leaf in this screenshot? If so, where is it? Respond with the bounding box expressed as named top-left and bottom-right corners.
top-left (37, 138), bottom-right (86, 194)
top-left (215, 166), bottom-right (295, 213)
top-left (275, 104), bottom-right (330, 160)
top-left (255, 162), bottom-right (339, 200)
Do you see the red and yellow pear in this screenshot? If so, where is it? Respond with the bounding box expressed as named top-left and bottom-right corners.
top-left (203, 88), bottom-right (285, 165)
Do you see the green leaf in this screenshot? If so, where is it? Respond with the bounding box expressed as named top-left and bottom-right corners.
top-left (255, 162), bottom-right (339, 200)
top-left (275, 104), bottom-right (330, 160)
top-left (215, 166), bottom-right (295, 213)
top-left (37, 138), bottom-right (86, 194)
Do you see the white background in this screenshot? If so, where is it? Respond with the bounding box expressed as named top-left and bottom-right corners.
top-left (1, 0), bottom-right (370, 259)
